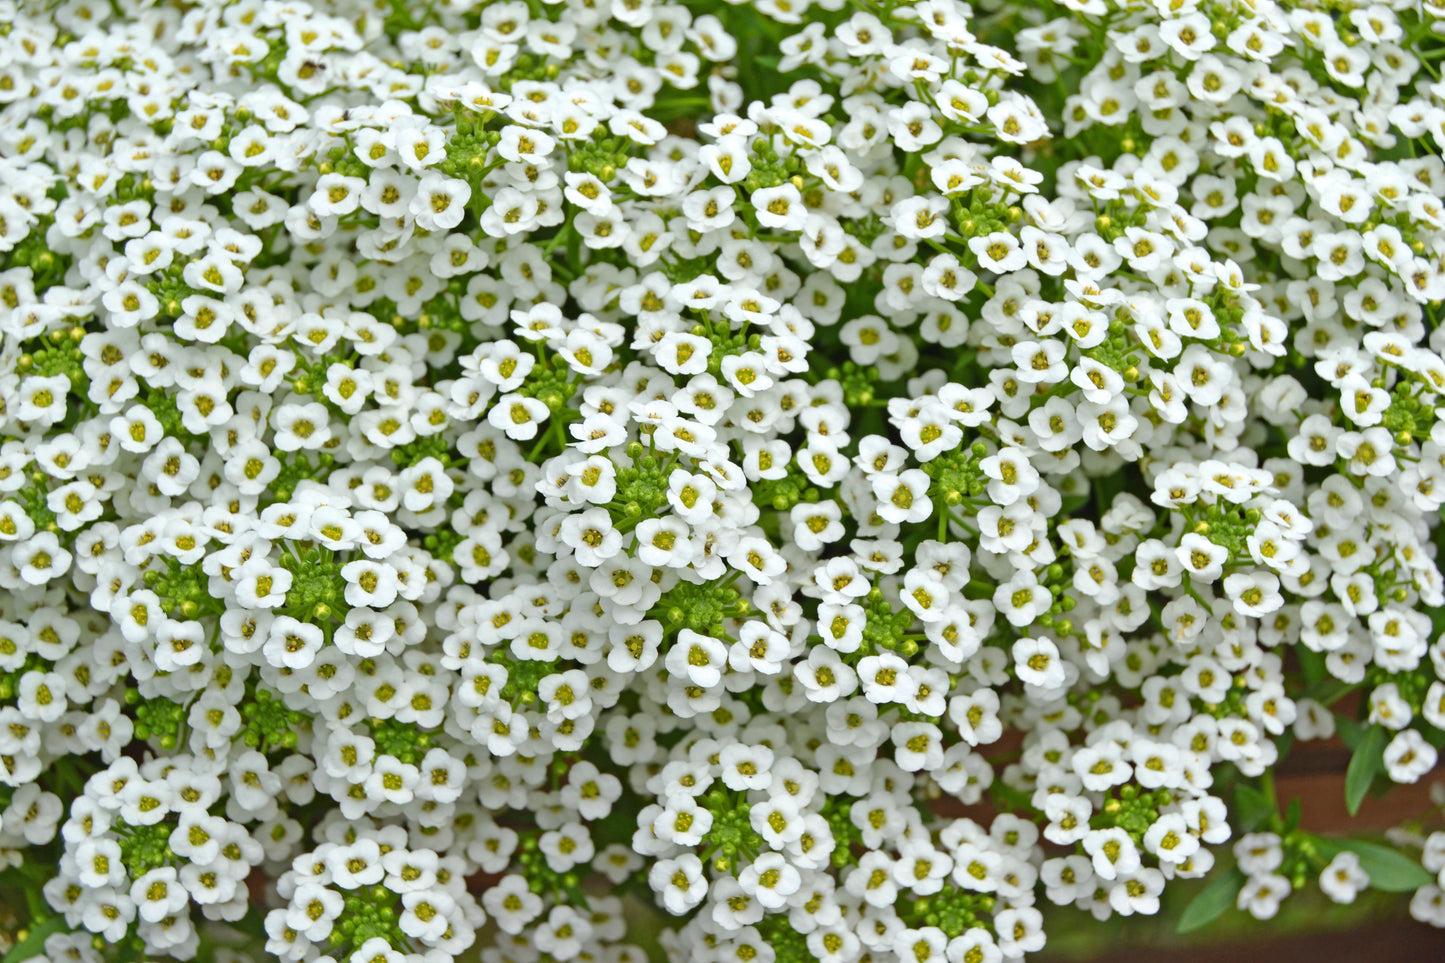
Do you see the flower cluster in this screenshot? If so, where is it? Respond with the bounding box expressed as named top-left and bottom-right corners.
top-left (3, 0), bottom-right (1445, 961)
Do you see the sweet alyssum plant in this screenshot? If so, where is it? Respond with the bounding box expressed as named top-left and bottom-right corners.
top-left (2, 0), bottom-right (1445, 960)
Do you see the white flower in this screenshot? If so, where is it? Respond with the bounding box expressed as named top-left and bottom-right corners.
top-left (727, 621), bottom-right (788, 675)
top-left (873, 469), bottom-right (933, 524)
top-left (338, 559), bottom-right (399, 609)
top-left (1073, 743), bottom-right (1132, 792)
top-left (1175, 533), bottom-right (1230, 581)
top-left (1320, 851), bottom-right (1370, 903)
top-left (699, 136), bottom-right (751, 184)
top-left (994, 906), bottom-right (1046, 956)
top-left (738, 852), bottom-right (801, 910)
top-left (796, 646), bottom-right (859, 703)
top-left (131, 867), bottom-right (189, 924)
top-left (892, 196), bottom-right (949, 240)
top-left (1238, 873), bottom-right (1292, 920)
top-left (948, 688), bottom-right (1002, 746)
top-left (752, 184), bottom-right (808, 231)
top-left (719, 743), bottom-right (775, 792)
top-left (558, 507), bottom-right (622, 567)
top-left (1012, 636), bottom-right (1065, 689)
top-left (14, 531), bottom-right (72, 585)
top-left (994, 571), bottom-right (1052, 628)
top-left (482, 874), bottom-right (543, 934)
top-left (1384, 729), bottom-right (1438, 783)
top-left (664, 630), bottom-right (728, 689)
top-left (946, 929), bottom-right (1002, 963)
top-left (650, 854), bottom-right (708, 914)
top-left (1084, 827), bottom-right (1141, 881)
top-left (858, 653), bottom-right (916, 705)
top-left (892, 721), bottom-right (944, 772)
top-left (1043, 795), bottom-right (1092, 846)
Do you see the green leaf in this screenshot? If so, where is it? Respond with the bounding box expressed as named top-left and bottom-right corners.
top-left (1336, 714), bottom-right (1366, 749)
top-left (1284, 797), bottom-right (1302, 833)
top-left (1317, 838), bottom-right (1436, 892)
top-left (1, 916), bottom-right (67, 963)
top-left (1423, 723), bottom-right (1445, 751)
top-left (1344, 724), bottom-right (1388, 816)
top-left (1274, 731), bottom-right (1295, 764)
top-left (1306, 678), bottom-right (1359, 708)
top-left (1299, 648), bottom-right (1326, 689)
top-left (1177, 867), bottom-right (1246, 934)
top-left (1232, 783), bottom-right (1274, 832)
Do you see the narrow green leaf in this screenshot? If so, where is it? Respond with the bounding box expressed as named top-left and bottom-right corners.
top-left (1298, 648), bottom-right (1326, 689)
top-left (1, 916), bottom-right (67, 963)
top-left (1283, 797), bottom-right (1302, 833)
top-left (1275, 731), bottom-right (1295, 765)
top-left (1317, 838), bottom-right (1436, 893)
top-left (1232, 783), bottom-right (1274, 832)
top-left (1336, 714), bottom-right (1366, 750)
top-left (1307, 678), bottom-right (1359, 708)
top-left (1344, 724), bottom-right (1387, 816)
top-left (1177, 867), bottom-right (1246, 934)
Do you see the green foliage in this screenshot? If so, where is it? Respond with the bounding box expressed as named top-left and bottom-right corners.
top-left (1316, 839), bottom-right (1437, 893)
top-left (1344, 723), bottom-right (1388, 817)
top-left (1177, 867), bottom-right (1246, 934)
